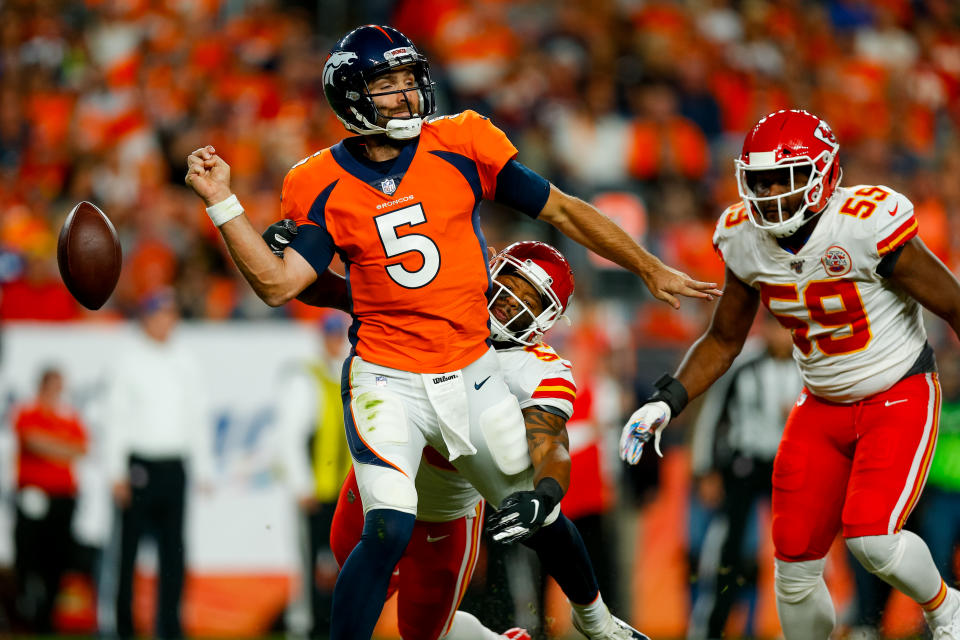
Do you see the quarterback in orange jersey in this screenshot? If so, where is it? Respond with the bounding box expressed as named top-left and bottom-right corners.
top-left (620, 109), bottom-right (960, 639)
top-left (185, 24), bottom-right (705, 640)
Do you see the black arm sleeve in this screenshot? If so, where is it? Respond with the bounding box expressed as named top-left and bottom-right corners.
top-left (876, 243), bottom-right (907, 278)
top-left (288, 224), bottom-right (336, 276)
top-left (494, 159), bottom-right (551, 218)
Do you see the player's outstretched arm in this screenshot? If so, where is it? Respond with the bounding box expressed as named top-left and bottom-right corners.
top-left (487, 407), bottom-right (571, 545)
top-left (185, 146), bottom-right (316, 306)
top-left (673, 268), bottom-right (759, 398)
top-left (621, 269), bottom-right (757, 464)
top-left (889, 237), bottom-right (960, 339)
top-left (537, 185), bottom-right (722, 308)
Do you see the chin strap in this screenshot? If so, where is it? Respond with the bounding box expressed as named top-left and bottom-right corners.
top-left (385, 117), bottom-right (423, 139)
top-left (343, 109), bottom-right (424, 139)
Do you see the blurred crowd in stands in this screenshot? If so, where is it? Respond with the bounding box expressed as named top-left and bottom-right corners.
top-left (1, 0), bottom-right (958, 328)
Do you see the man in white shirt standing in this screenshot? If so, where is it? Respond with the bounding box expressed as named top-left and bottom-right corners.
top-left (104, 289), bottom-right (211, 640)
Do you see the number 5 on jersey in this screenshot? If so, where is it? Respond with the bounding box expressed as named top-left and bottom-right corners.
top-left (375, 203), bottom-right (441, 289)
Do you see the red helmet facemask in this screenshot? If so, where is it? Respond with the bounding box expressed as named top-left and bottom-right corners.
top-left (487, 241), bottom-right (574, 346)
top-left (735, 110), bottom-right (842, 237)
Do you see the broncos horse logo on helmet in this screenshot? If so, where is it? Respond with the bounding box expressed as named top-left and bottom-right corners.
top-left (322, 25), bottom-right (437, 140)
top-left (322, 51), bottom-right (358, 88)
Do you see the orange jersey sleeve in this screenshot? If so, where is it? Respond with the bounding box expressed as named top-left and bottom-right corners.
top-left (280, 151), bottom-right (338, 276)
top-left (427, 110), bottom-right (518, 200)
top-left (469, 112), bottom-right (518, 199)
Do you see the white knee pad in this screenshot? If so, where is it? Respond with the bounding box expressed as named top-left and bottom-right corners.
top-left (846, 534), bottom-right (905, 579)
top-left (775, 558), bottom-right (827, 604)
top-left (478, 395), bottom-right (529, 475)
top-left (355, 463), bottom-right (418, 515)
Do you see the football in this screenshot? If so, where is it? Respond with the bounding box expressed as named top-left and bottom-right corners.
top-left (57, 201), bottom-right (122, 310)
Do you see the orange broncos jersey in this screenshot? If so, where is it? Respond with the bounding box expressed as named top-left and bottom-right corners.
top-left (283, 110), bottom-right (522, 373)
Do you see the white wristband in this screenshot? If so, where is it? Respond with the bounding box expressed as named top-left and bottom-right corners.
top-left (205, 194), bottom-right (244, 227)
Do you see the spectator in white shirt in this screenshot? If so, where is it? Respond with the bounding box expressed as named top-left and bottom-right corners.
top-left (104, 289), bottom-right (211, 640)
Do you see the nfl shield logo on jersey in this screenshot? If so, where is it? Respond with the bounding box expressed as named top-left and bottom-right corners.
top-left (822, 245), bottom-right (852, 277)
top-left (380, 178), bottom-right (397, 195)
top-left (790, 259), bottom-right (804, 274)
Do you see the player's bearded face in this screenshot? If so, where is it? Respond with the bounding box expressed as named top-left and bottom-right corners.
top-left (491, 274), bottom-right (544, 333)
top-left (746, 167), bottom-right (811, 223)
top-left (369, 67), bottom-right (421, 123)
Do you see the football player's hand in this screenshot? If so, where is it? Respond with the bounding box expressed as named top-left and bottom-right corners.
top-left (185, 145), bottom-right (233, 207)
top-left (488, 490), bottom-right (551, 544)
top-left (619, 400), bottom-right (671, 465)
top-left (645, 263), bottom-right (722, 309)
top-left (262, 219), bottom-right (298, 257)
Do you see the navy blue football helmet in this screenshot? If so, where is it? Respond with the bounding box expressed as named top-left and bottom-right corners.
top-left (322, 25), bottom-right (437, 139)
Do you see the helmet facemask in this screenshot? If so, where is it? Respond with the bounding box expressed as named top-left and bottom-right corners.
top-left (341, 57), bottom-right (436, 140)
top-left (735, 149), bottom-right (841, 238)
top-left (488, 257), bottom-right (565, 346)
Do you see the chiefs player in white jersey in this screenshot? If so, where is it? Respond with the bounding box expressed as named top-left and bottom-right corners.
top-left (264, 234), bottom-right (649, 640)
top-left (619, 110), bottom-right (960, 639)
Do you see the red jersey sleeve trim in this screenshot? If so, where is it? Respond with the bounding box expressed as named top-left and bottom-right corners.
top-left (877, 216), bottom-right (918, 256)
top-left (533, 377), bottom-right (577, 401)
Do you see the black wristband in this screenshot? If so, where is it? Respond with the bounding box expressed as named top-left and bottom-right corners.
top-left (534, 477), bottom-right (564, 512)
top-left (649, 373), bottom-right (689, 417)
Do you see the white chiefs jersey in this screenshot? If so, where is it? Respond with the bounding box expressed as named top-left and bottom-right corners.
top-left (713, 184), bottom-right (924, 403)
top-left (414, 343), bottom-right (577, 522)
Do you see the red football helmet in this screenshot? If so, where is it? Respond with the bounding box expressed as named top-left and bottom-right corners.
top-left (736, 109), bottom-right (842, 237)
top-left (488, 241), bottom-right (574, 345)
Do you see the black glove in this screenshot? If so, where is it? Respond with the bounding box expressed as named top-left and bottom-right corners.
top-left (262, 219), bottom-right (298, 257)
top-left (488, 478), bottom-right (563, 544)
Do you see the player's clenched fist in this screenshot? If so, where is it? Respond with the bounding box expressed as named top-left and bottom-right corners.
top-left (618, 401), bottom-right (671, 465)
top-left (185, 145), bottom-right (233, 207)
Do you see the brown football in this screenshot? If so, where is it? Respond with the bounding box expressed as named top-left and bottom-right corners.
top-left (57, 201), bottom-right (122, 310)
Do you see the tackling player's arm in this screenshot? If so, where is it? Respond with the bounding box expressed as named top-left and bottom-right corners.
top-left (295, 270), bottom-right (349, 312)
top-left (487, 404), bottom-right (570, 544)
top-left (538, 185), bottom-right (722, 308)
top-left (620, 267), bottom-right (759, 464)
top-left (522, 406), bottom-right (571, 494)
top-left (888, 237), bottom-right (960, 338)
top-left (185, 146), bottom-right (317, 306)
top-left (262, 220), bottom-right (350, 312)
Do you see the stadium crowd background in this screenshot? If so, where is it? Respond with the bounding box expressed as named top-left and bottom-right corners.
top-left (1, 0), bottom-right (960, 637)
